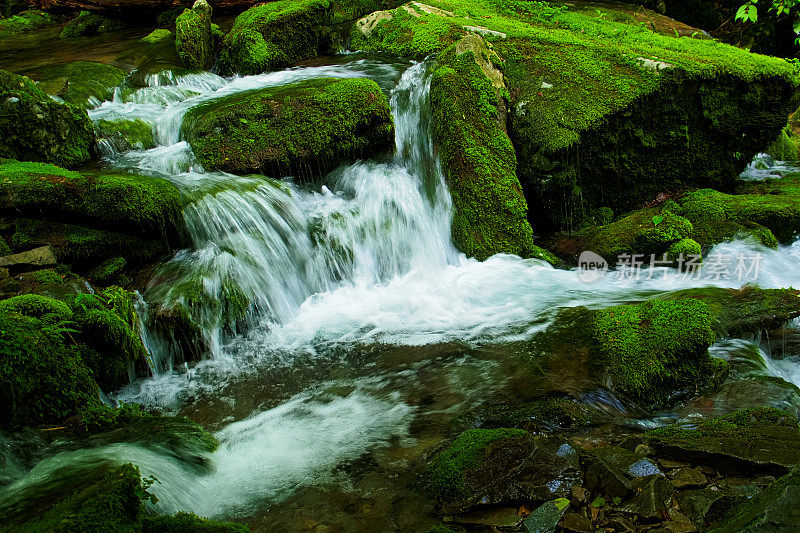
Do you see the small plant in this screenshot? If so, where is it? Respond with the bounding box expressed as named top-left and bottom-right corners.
top-left (652, 215), bottom-right (665, 226)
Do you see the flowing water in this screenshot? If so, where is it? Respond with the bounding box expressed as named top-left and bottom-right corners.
top-left (4, 52), bottom-right (800, 530)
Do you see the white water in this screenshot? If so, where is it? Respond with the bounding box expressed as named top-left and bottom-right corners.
top-left (7, 58), bottom-right (800, 521)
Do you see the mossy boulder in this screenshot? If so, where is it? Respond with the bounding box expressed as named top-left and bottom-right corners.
top-left (632, 407), bottom-right (800, 474)
top-left (0, 71), bottom-right (94, 168)
top-left (142, 28), bottom-right (173, 44)
top-left (430, 34), bottom-right (548, 261)
top-left (352, 0), bottom-right (800, 231)
top-left (0, 160), bottom-right (184, 241)
top-left (176, 0), bottom-right (215, 70)
top-left (426, 428), bottom-right (581, 512)
top-left (217, 0), bottom-right (333, 75)
top-left (182, 77), bottom-right (395, 177)
top-left (0, 9), bottom-right (54, 39)
top-left (59, 11), bottom-right (125, 39)
top-left (766, 125), bottom-right (800, 161)
top-left (26, 61), bottom-right (127, 109)
top-left (96, 118), bottom-right (156, 152)
top-left (0, 463), bottom-right (248, 532)
top-left (536, 299), bottom-right (725, 407)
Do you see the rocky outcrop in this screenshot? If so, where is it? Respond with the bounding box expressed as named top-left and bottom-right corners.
top-left (181, 77), bottom-right (395, 177)
top-left (59, 10), bottom-right (125, 39)
top-left (0, 70), bottom-right (94, 168)
top-left (175, 0), bottom-right (215, 70)
top-left (26, 61), bottom-right (127, 108)
top-left (217, 0), bottom-right (333, 75)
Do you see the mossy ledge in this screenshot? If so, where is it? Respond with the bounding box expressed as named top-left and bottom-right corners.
top-left (181, 77), bottom-right (395, 178)
top-left (351, 0), bottom-right (800, 232)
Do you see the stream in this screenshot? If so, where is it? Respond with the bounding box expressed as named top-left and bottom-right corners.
top-left (3, 53), bottom-right (800, 530)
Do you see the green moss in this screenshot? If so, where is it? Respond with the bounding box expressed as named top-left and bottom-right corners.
top-left (27, 61), bottom-right (126, 108)
top-left (766, 125), bottom-right (800, 161)
top-left (427, 428), bottom-right (528, 500)
top-left (666, 238), bottom-right (702, 261)
top-left (430, 39), bottom-right (538, 260)
top-left (0, 311), bottom-right (100, 429)
top-left (182, 77), bottom-right (394, 176)
top-left (176, 0), bottom-right (214, 70)
top-left (142, 512), bottom-right (249, 532)
top-left (332, 0), bottom-right (397, 23)
top-left (0, 294), bottom-right (73, 323)
top-left (96, 118), bottom-right (156, 150)
top-left (678, 188), bottom-right (800, 246)
top-left (0, 236), bottom-right (11, 256)
top-left (59, 11), bottom-right (125, 39)
top-left (590, 299), bottom-right (721, 401)
top-left (142, 28), bottom-right (173, 44)
top-left (31, 269), bottom-right (64, 285)
top-left (0, 10), bottom-right (53, 39)
top-left (0, 160), bottom-right (184, 240)
top-left (0, 71), bottom-right (94, 168)
top-left (218, 0), bottom-right (333, 75)
top-left (88, 257), bottom-right (127, 284)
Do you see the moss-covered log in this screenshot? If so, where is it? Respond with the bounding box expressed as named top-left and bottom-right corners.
top-left (181, 77), bottom-right (395, 177)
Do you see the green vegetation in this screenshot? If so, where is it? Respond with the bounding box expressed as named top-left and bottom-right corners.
top-left (0, 9), bottom-right (54, 39)
top-left (142, 28), bottom-right (173, 43)
top-left (590, 299), bottom-right (723, 401)
top-left (182, 77), bottom-right (394, 176)
top-left (766, 125), bottom-right (800, 160)
top-left (59, 11), bottom-right (124, 39)
top-left (27, 61), bottom-right (126, 108)
top-left (430, 36), bottom-right (545, 261)
top-left (218, 0), bottom-right (333, 75)
top-left (0, 160), bottom-right (184, 240)
top-left (0, 71), bottom-right (94, 168)
top-left (176, 0), bottom-right (215, 70)
top-left (427, 428), bottom-right (528, 500)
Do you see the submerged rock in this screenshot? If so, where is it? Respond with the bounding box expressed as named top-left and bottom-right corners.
top-left (632, 407), bottom-right (800, 474)
top-left (0, 71), bottom-right (94, 168)
top-left (426, 428), bottom-right (582, 513)
top-left (95, 118), bottom-right (156, 152)
top-left (218, 0), bottom-right (333, 75)
top-left (182, 77), bottom-right (395, 177)
top-left (176, 0), bottom-right (215, 70)
top-left (26, 61), bottom-right (127, 109)
top-left (430, 33), bottom-right (553, 262)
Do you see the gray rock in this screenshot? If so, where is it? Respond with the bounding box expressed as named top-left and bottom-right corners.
top-left (620, 474), bottom-right (674, 521)
top-left (0, 245), bottom-right (56, 272)
top-left (671, 467), bottom-right (708, 489)
top-left (523, 498), bottom-right (570, 533)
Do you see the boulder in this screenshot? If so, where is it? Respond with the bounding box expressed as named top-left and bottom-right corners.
top-left (175, 0), bottom-right (215, 70)
top-left (182, 77), bottom-right (395, 177)
top-left (0, 245), bottom-right (56, 273)
top-left (0, 9), bottom-right (54, 39)
top-left (351, 0), bottom-right (800, 231)
top-left (0, 71), bottom-right (94, 168)
top-left (426, 429), bottom-right (582, 512)
top-left (59, 10), bottom-right (124, 39)
top-left (95, 118), bottom-right (155, 152)
top-left (632, 407), bottom-right (800, 475)
top-left (218, 0), bottom-right (333, 75)
top-left (430, 34), bottom-right (554, 262)
top-left (26, 61), bottom-right (126, 108)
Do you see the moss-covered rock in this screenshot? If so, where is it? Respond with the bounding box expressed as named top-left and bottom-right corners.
top-left (176, 0), bottom-right (215, 70)
top-left (26, 61), bottom-right (126, 109)
top-left (766, 125), bottom-right (800, 161)
top-left (217, 0), bottom-right (333, 75)
top-left (0, 311), bottom-right (100, 429)
top-left (0, 71), bottom-right (94, 168)
top-left (633, 407), bottom-right (800, 474)
top-left (0, 160), bottom-right (184, 240)
top-left (536, 299), bottom-right (725, 407)
top-left (142, 28), bottom-right (173, 44)
top-left (430, 34), bottom-right (546, 261)
top-left (427, 428), bottom-right (581, 512)
top-left (352, 0), bottom-right (800, 231)
top-left (0, 462), bottom-right (248, 532)
top-left (182, 77), bottom-right (394, 177)
top-left (96, 118), bottom-right (156, 151)
top-left (0, 9), bottom-right (54, 39)
top-left (59, 11), bottom-right (125, 39)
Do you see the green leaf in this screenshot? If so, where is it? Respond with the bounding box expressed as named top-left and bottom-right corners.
top-left (554, 497), bottom-right (570, 511)
top-left (591, 496), bottom-right (606, 508)
top-left (652, 215), bottom-right (664, 226)
top-left (613, 497), bottom-right (622, 506)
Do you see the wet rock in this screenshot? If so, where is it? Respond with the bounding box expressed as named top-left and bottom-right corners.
top-left (27, 61), bottom-right (126, 109)
top-left (448, 507), bottom-right (523, 529)
top-left (427, 429), bottom-right (582, 513)
top-left (671, 467), bottom-right (708, 489)
top-left (559, 512), bottom-right (593, 533)
top-left (571, 486), bottom-right (589, 504)
top-left (632, 408), bottom-right (800, 475)
top-left (0, 245), bottom-right (56, 273)
top-left (584, 447), bottom-right (635, 498)
top-left (708, 466), bottom-right (800, 532)
top-left (619, 474), bottom-right (674, 521)
top-left (523, 498), bottom-right (570, 533)
top-left (218, 0), bottom-right (333, 75)
top-left (95, 118), bottom-right (156, 152)
top-left (60, 11), bottom-right (125, 39)
top-left (0, 10), bottom-right (55, 39)
top-left (0, 70), bottom-right (94, 168)
top-left (176, 0), bottom-right (215, 70)
top-left (182, 77), bottom-right (394, 178)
